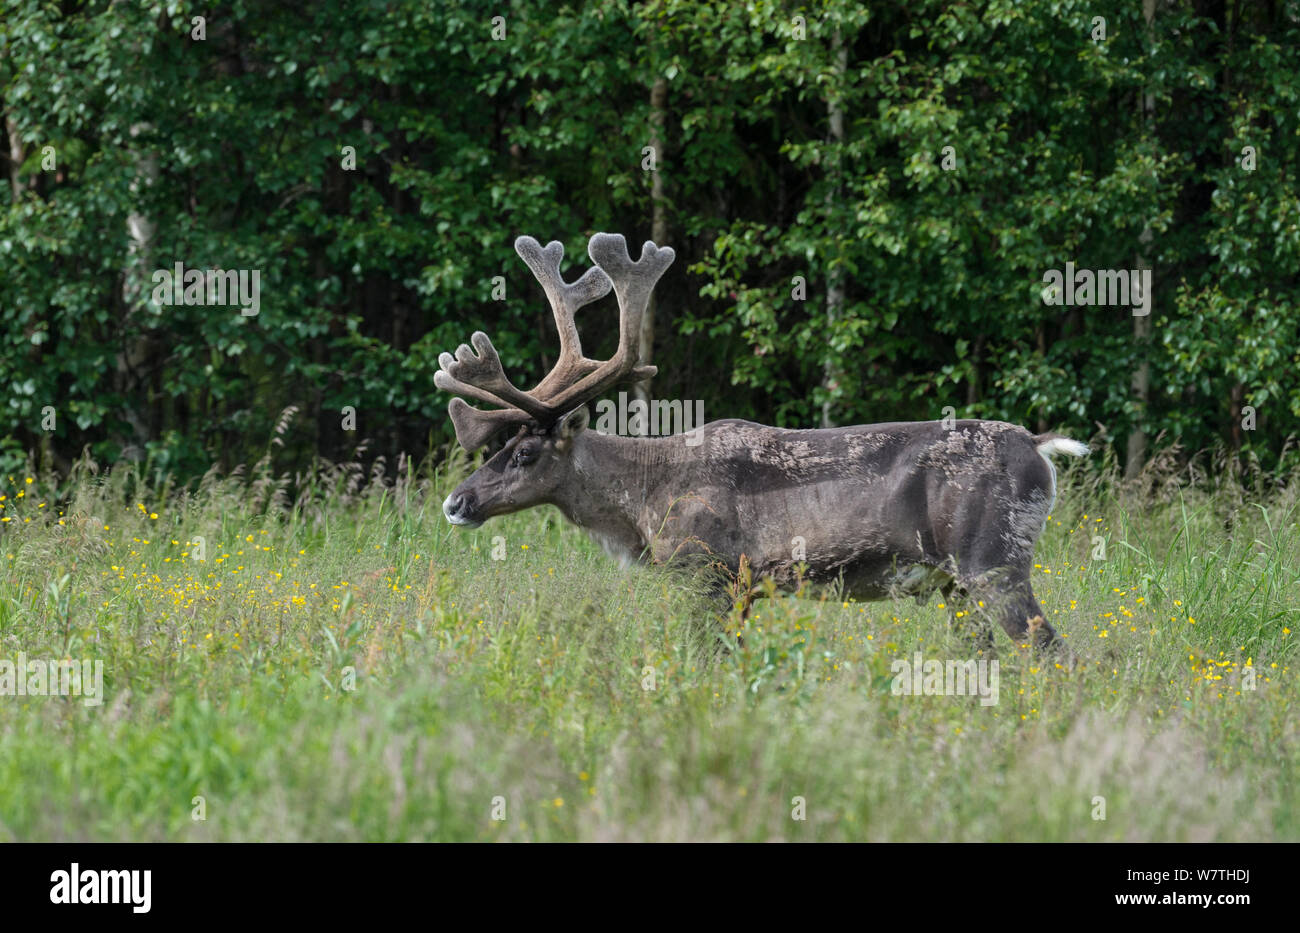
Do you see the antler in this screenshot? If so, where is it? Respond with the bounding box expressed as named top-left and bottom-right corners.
top-left (435, 233), bottom-right (675, 450)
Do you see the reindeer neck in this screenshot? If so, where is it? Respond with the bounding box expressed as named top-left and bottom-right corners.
top-left (552, 429), bottom-right (706, 558)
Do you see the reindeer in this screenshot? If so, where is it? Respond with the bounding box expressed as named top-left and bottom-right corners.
top-left (437, 233), bottom-right (1087, 655)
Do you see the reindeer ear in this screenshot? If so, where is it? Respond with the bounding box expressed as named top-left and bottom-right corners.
top-left (554, 405), bottom-right (589, 447)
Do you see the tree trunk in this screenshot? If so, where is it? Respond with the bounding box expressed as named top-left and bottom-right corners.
top-left (821, 29), bottom-right (847, 428)
top-left (117, 121), bottom-right (159, 461)
top-left (4, 112), bottom-right (28, 201)
top-left (1125, 0), bottom-right (1157, 481)
top-left (1228, 381), bottom-right (1244, 475)
top-left (632, 75), bottom-right (669, 430)
top-left (966, 333), bottom-right (985, 406)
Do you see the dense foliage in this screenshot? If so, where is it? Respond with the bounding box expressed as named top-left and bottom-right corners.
top-left (2, 0), bottom-right (1297, 480)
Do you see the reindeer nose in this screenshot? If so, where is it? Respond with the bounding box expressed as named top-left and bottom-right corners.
top-left (442, 490), bottom-right (478, 525)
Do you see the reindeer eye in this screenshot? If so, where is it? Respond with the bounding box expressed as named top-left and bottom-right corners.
top-left (513, 447), bottom-right (536, 467)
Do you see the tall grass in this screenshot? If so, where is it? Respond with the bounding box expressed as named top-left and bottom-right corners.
top-left (0, 443), bottom-right (1295, 841)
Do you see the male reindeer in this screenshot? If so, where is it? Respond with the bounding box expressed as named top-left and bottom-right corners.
top-left (437, 233), bottom-right (1087, 654)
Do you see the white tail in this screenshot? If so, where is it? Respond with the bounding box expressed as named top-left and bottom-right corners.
top-left (1036, 437), bottom-right (1089, 459)
top-left (1035, 435), bottom-right (1088, 516)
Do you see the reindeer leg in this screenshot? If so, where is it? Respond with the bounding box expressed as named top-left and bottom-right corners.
top-left (964, 572), bottom-right (1073, 665)
top-left (943, 580), bottom-right (995, 657)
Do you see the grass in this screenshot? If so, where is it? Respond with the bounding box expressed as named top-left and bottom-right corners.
top-left (0, 447), bottom-right (1296, 841)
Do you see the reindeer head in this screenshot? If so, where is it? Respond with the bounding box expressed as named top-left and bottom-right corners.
top-left (438, 233), bottom-right (674, 527)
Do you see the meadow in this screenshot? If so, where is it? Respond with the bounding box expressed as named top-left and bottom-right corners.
top-left (0, 445), bottom-right (1295, 842)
